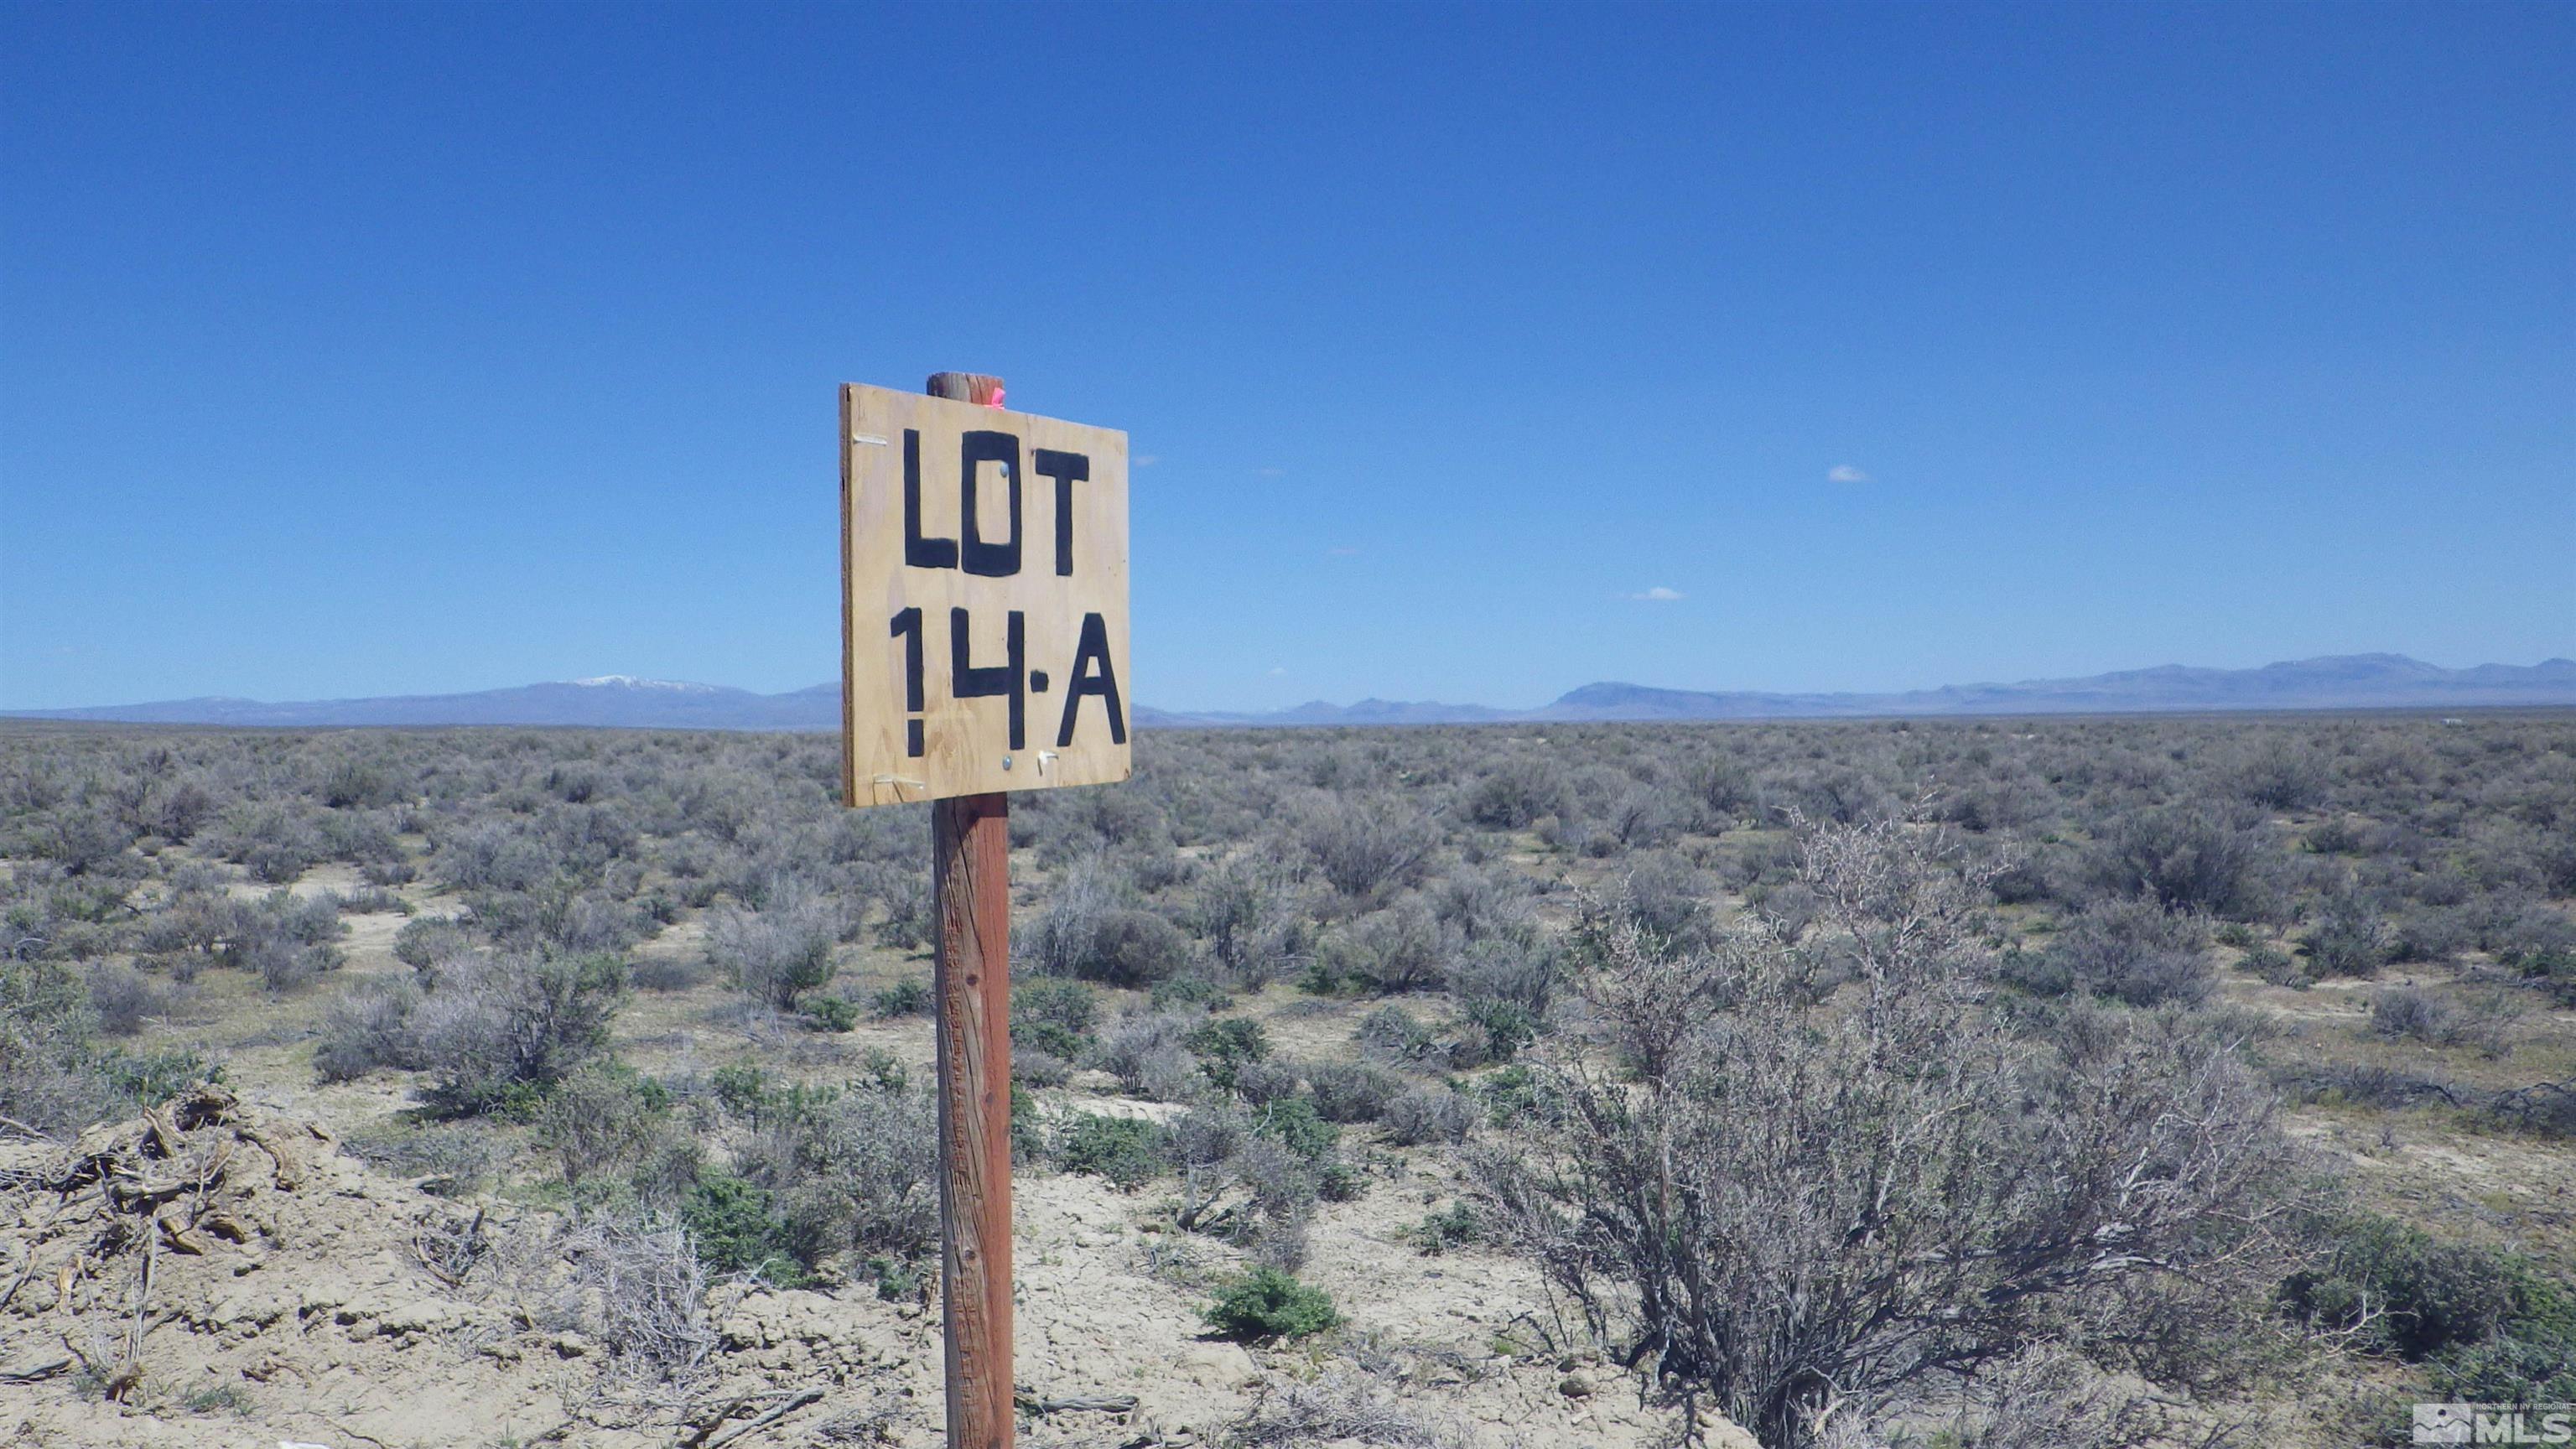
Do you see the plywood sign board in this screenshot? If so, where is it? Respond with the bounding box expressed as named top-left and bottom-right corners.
top-left (841, 383), bottom-right (1132, 807)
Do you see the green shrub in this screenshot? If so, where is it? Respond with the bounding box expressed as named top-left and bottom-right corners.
top-left (1353, 1004), bottom-right (1435, 1062)
top-left (1411, 1201), bottom-right (1483, 1254)
top-left (1010, 1081), bottom-right (1043, 1163)
top-left (1472, 1063), bottom-right (1543, 1124)
top-left (1013, 979), bottom-right (1097, 1058)
top-left (710, 1062), bottom-right (776, 1122)
top-left (2239, 943), bottom-right (2309, 988)
top-left (1316, 1155), bottom-right (1368, 1202)
top-left (805, 995), bottom-right (861, 1032)
top-left (2431, 1324), bottom-right (2576, 1407)
top-left (2398, 1238), bottom-right (2576, 1407)
top-left (871, 977), bottom-right (931, 1018)
top-left (719, 1078), bottom-right (938, 1272)
top-left (857, 1046), bottom-right (908, 1093)
top-left (682, 1171), bottom-right (808, 1284)
top-left (180, 1384), bottom-right (251, 1415)
top-left (1056, 1112), bottom-right (1166, 1189)
top-left (1021, 1018), bottom-right (1084, 1060)
top-left (1460, 997), bottom-right (1539, 1061)
top-left (1202, 1268), bottom-right (1339, 1343)
top-left (864, 1254), bottom-right (925, 1303)
top-left (1252, 1097), bottom-right (1337, 1162)
top-left (533, 1062), bottom-right (670, 1187)
top-left (112, 1046), bottom-right (221, 1098)
top-left (1151, 973), bottom-right (1228, 1012)
top-left (2510, 944), bottom-right (2576, 1007)
top-left (1186, 1016), bottom-right (1270, 1090)
top-left (2282, 1213), bottom-right (2567, 1364)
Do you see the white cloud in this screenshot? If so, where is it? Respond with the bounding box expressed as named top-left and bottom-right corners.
top-left (1267, 667), bottom-right (1286, 677)
top-left (1135, 454), bottom-right (1160, 468)
top-left (1828, 464), bottom-right (1871, 484)
top-left (1628, 585), bottom-right (1685, 602)
top-left (1256, 466), bottom-right (1286, 478)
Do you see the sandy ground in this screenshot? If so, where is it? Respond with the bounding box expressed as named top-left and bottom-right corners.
top-left (0, 1090), bottom-right (1681, 1449)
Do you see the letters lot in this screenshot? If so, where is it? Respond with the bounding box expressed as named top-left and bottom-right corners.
top-left (841, 384), bottom-right (1131, 805)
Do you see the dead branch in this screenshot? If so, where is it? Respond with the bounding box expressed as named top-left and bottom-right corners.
top-left (0, 1113), bottom-right (58, 1143)
top-left (0, 1356), bottom-right (70, 1384)
top-left (695, 1386), bottom-right (823, 1449)
top-left (1017, 1391), bottom-right (1143, 1415)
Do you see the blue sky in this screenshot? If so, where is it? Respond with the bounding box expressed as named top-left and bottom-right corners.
top-left (3, 3), bottom-right (2569, 713)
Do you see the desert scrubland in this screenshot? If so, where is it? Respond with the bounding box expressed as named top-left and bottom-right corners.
top-left (3, 714), bottom-right (2572, 1448)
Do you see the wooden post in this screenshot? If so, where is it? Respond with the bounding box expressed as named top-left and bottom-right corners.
top-left (925, 370), bottom-right (1013, 1449)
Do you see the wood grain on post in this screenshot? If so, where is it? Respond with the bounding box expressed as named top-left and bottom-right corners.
top-left (926, 369), bottom-right (1014, 1449)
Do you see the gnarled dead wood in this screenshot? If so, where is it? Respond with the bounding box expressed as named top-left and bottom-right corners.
top-left (1016, 1391), bottom-right (1142, 1415)
top-left (693, 1386), bottom-right (823, 1449)
top-left (0, 1355), bottom-right (70, 1384)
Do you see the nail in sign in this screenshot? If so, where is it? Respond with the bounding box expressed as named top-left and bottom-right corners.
top-left (841, 383), bottom-right (1132, 805)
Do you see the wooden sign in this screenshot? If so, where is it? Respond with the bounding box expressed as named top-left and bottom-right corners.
top-left (841, 382), bottom-right (1131, 806)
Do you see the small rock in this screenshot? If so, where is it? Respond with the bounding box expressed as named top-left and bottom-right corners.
top-left (1558, 1373), bottom-right (1594, 1400)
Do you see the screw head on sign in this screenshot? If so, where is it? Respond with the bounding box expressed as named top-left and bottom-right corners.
top-left (1000, 755), bottom-right (1014, 771)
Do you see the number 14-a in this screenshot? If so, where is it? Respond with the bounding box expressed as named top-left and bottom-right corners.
top-left (888, 607), bottom-right (1126, 758)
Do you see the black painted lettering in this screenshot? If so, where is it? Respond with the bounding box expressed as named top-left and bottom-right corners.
top-left (1032, 449), bottom-right (1089, 576)
top-left (1055, 612), bottom-right (1126, 747)
top-left (959, 431), bottom-right (1021, 577)
top-left (888, 607), bottom-right (925, 710)
top-left (901, 430), bottom-right (957, 570)
top-left (950, 606), bottom-right (1026, 750)
top-left (888, 606), bottom-right (926, 756)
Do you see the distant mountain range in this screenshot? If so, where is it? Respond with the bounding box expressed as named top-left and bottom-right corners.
top-left (1140, 654), bottom-right (2576, 725)
top-left (8, 655), bottom-right (2572, 731)
top-left (3, 677), bottom-right (845, 730)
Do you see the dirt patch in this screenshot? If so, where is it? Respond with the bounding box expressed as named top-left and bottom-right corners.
top-left (2, 1088), bottom-right (1690, 1448)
